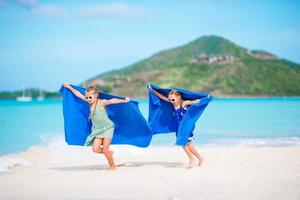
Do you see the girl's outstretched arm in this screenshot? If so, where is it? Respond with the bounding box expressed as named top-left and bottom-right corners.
top-left (102, 97), bottom-right (130, 106)
top-left (63, 83), bottom-right (87, 102)
top-left (148, 83), bottom-right (169, 102)
top-left (182, 99), bottom-right (200, 108)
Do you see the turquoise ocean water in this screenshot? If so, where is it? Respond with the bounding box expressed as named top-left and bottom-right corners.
top-left (0, 98), bottom-right (300, 155)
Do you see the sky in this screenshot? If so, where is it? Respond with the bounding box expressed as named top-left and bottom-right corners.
top-left (0, 0), bottom-right (300, 91)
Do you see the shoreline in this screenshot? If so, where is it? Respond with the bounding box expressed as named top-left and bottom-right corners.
top-left (1, 142), bottom-right (300, 171)
top-left (1, 96), bottom-right (300, 101)
top-left (1, 135), bottom-right (300, 157)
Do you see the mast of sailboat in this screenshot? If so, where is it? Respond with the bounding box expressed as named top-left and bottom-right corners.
top-left (16, 85), bottom-right (32, 101)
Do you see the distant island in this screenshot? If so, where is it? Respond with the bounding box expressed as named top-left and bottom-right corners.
top-left (84, 35), bottom-right (300, 97)
top-left (1, 35), bottom-right (300, 99)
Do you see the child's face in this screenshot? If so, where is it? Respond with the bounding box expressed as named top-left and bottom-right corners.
top-left (85, 91), bottom-right (98, 104)
top-left (168, 94), bottom-right (181, 104)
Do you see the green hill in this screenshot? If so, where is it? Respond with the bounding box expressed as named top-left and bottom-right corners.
top-left (85, 35), bottom-right (300, 97)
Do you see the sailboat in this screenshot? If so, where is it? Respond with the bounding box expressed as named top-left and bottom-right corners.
top-left (36, 89), bottom-right (45, 101)
top-left (16, 87), bottom-right (32, 102)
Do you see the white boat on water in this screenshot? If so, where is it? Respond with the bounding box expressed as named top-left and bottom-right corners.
top-left (36, 89), bottom-right (45, 101)
top-left (16, 96), bottom-right (33, 101)
top-left (36, 96), bottom-right (44, 101)
top-left (16, 87), bottom-right (32, 102)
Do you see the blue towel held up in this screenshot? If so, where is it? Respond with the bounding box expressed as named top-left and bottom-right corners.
top-left (59, 85), bottom-right (152, 147)
top-left (147, 83), bottom-right (213, 146)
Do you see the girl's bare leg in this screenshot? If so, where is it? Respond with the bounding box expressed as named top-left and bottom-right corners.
top-left (183, 145), bottom-right (194, 168)
top-left (92, 138), bottom-right (114, 154)
top-left (92, 138), bottom-right (103, 153)
top-left (188, 142), bottom-right (203, 166)
top-left (102, 138), bottom-right (116, 170)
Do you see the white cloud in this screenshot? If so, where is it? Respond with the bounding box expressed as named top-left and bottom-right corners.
top-left (5, 0), bottom-right (69, 17)
top-left (31, 5), bottom-right (69, 17)
top-left (78, 3), bottom-right (148, 18)
top-left (14, 0), bottom-right (37, 9)
top-left (3, 1), bottom-right (148, 19)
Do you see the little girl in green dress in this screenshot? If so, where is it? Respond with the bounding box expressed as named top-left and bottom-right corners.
top-left (63, 83), bottom-right (130, 170)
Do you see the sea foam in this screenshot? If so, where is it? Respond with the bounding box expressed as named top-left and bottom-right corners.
top-left (1, 135), bottom-right (300, 172)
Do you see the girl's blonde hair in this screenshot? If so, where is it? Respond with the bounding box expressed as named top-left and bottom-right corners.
top-left (86, 86), bottom-right (99, 95)
top-left (168, 90), bottom-right (182, 97)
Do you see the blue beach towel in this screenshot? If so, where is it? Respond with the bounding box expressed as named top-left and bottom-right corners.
top-left (59, 85), bottom-right (152, 147)
top-left (147, 83), bottom-right (213, 146)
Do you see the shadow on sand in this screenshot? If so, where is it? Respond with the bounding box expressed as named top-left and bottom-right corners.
top-left (49, 161), bottom-right (184, 171)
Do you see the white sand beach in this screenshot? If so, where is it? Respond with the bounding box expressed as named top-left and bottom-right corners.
top-left (0, 143), bottom-right (300, 200)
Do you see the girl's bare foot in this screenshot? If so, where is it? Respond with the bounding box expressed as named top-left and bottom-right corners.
top-left (187, 165), bottom-right (193, 169)
top-left (187, 157), bottom-right (195, 169)
top-left (198, 158), bottom-right (203, 166)
top-left (107, 166), bottom-right (116, 171)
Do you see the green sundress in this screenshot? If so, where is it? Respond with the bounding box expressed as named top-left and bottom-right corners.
top-left (84, 101), bottom-right (115, 146)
